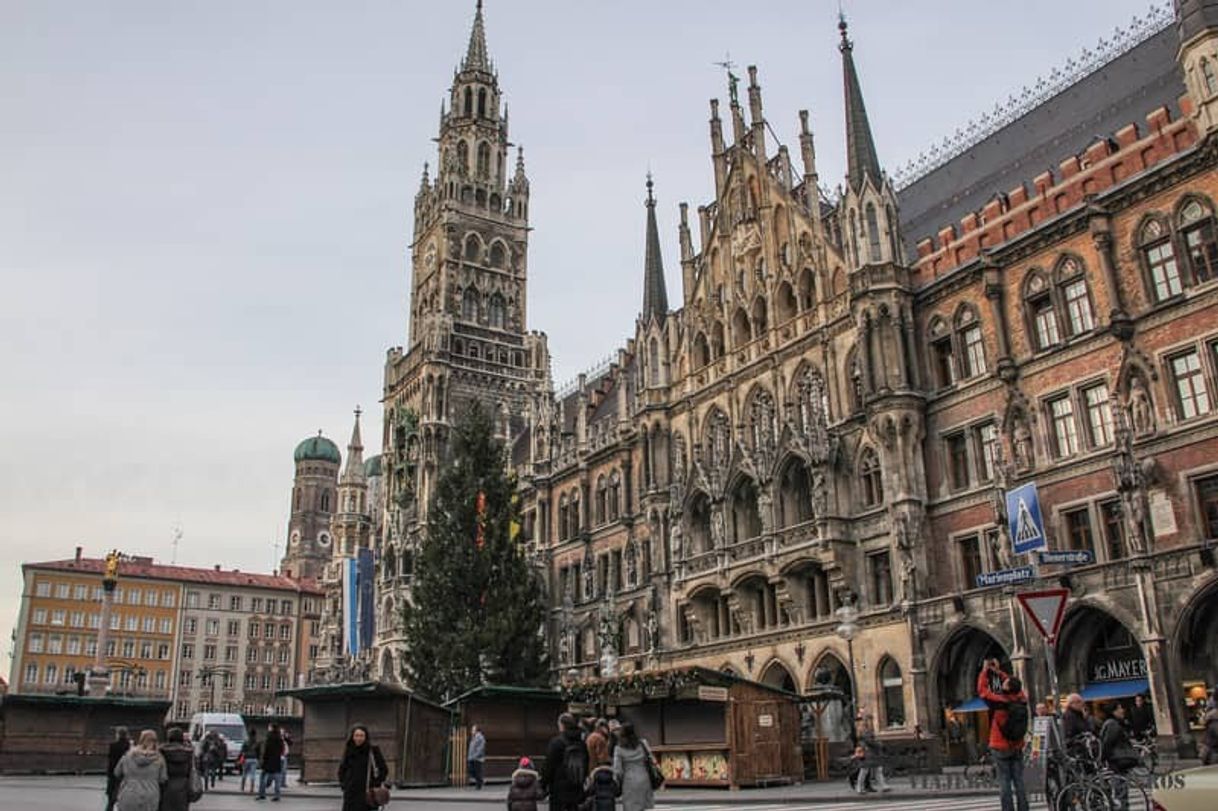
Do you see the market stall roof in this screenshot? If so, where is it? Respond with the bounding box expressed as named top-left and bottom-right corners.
top-left (952, 697), bottom-right (990, 713)
top-left (563, 665), bottom-right (802, 703)
top-left (277, 680), bottom-right (447, 711)
top-left (444, 683), bottom-right (562, 708)
top-left (1, 694), bottom-right (172, 710)
top-left (1079, 679), bottom-right (1149, 702)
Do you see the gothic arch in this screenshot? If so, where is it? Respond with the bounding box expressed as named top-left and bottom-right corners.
top-left (775, 453), bottom-right (814, 527)
top-left (776, 281), bottom-right (797, 323)
top-left (1172, 191), bottom-right (1217, 223)
top-left (488, 239), bottom-right (508, 268)
top-left (759, 658), bottom-right (798, 693)
top-left (463, 233), bottom-right (483, 263)
top-left (751, 295), bottom-right (768, 336)
top-left (725, 473), bottom-right (762, 543)
top-left (731, 307), bottom-right (751, 348)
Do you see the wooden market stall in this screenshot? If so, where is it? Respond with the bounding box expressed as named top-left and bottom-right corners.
top-left (280, 681), bottom-right (450, 787)
top-left (564, 667), bottom-right (803, 789)
top-left (445, 684), bottom-right (565, 785)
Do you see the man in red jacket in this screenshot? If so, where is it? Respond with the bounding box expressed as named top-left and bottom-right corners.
top-left (977, 658), bottom-right (1030, 811)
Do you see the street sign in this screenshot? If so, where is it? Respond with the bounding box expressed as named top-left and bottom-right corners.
top-left (1038, 549), bottom-right (1095, 566)
top-left (1016, 588), bottom-right (1069, 643)
top-left (976, 566), bottom-right (1035, 588)
top-left (1008, 482), bottom-right (1047, 555)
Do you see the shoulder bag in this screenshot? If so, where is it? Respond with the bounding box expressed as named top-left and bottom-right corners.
top-left (640, 741), bottom-right (665, 791)
top-left (188, 756), bottom-right (204, 803)
top-left (366, 749), bottom-right (391, 808)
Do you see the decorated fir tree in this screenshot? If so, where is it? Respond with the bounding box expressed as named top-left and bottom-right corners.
top-left (401, 402), bottom-right (548, 701)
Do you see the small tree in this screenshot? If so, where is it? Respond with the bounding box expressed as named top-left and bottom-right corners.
top-left (402, 402), bottom-right (548, 700)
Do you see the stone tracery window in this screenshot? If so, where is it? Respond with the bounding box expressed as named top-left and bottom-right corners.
top-left (795, 366), bottom-right (828, 434)
top-left (705, 409), bottom-right (731, 469)
top-left (955, 305), bottom-right (987, 379)
top-left (1180, 197), bottom-right (1218, 285)
top-left (748, 388), bottom-right (777, 453)
top-left (859, 448), bottom-right (882, 508)
top-left (488, 293), bottom-right (506, 329)
top-left (1139, 217), bottom-right (1182, 301)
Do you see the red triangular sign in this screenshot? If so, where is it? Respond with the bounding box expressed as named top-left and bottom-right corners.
top-left (1016, 588), bottom-right (1069, 643)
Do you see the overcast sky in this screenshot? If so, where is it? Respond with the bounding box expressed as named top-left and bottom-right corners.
top-left (1, 0), bottom-right (1164, 663)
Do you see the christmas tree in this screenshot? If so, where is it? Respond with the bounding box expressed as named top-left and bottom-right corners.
top-left (402, 402), bottom-right (548, 700)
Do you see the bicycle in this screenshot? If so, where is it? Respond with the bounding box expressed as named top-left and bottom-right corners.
top-left (963, 746), bottom-right (995, 784)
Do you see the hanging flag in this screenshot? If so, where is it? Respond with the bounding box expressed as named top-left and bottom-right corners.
top-left (475, 490), bottom-right (487, 549)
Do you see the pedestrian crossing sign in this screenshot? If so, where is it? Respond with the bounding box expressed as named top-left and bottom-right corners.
top-left (1007, 482), bottom-right (1046, 555)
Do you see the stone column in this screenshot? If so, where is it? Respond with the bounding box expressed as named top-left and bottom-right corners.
top-left (983, 260), bottom-right (1016, 382)
top-left (89, 553), bottom-right (120, 696)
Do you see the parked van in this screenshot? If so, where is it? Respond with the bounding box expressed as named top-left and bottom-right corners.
top-left (188, 712), bottom-right (247, 773)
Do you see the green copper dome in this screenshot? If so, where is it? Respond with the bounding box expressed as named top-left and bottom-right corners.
top-left (294, 433), bottom-right (341, 465)
top-left (364, 454), bottom-right (383, 477)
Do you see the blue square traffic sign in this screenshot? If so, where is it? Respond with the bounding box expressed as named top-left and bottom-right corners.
top-left (1007, 482), bottom-right (1046, 555)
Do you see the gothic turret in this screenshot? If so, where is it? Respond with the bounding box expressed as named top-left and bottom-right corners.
top-left (1176, 0), bottom-right (1218, 133)
top-left (333, 408), bottom-right (371, 558)
top-left (641, 174), bottom-right (668, 324)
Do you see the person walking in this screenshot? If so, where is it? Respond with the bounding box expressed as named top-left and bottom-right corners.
top-left (611, 722), bottom-right (656, 811)
top-left (506, 757), bottom-right (545, 811)
top-left (256, 723), bottom-right (285, 801)
top-left (240, 728), bottom-right (260, 794)
top-left (1200, 698), bottom-right (1218, 765)
top-left (113, 730), bottom-right (166, 811)
top-left (854, 717), bottom-right (891, 794)
top-left (159, 727), bottom-right (198, 811)
top-left (280, 731), bottom-right (292, 786)
top-left (1128, 694), bottom-right (1155, 741)
top-left (977, 658), bottom-right (1030, 811)
top-left (540, 713), bottom-right (589, 811)
top-left (337, 725), bottom-right (388, 811)
top-left (106, 726), bottom-right (131, 811)
top-left (467, 724), bottom-right (486, 790)
top-left (200, 731), bottom-right (221, 790)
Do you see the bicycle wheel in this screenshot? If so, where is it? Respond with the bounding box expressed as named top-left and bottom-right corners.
top-left (1056, 781), bottom-right (1111, 811)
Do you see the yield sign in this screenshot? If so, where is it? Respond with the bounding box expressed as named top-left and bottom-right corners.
top-left (1016, 588), bottom-right (1069, 644)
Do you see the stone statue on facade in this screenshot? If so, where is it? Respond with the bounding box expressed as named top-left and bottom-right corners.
top-left (710, 505), bottom-right (726, 549)
top-left (1112, 414), bottom-right (1151, 556)
top-left (1129, 376), bottom-right (1155, 437)
top-left (669, 519), bottom-right (684, 563)
top-left (1012, 418), bottom-right (1033, 472)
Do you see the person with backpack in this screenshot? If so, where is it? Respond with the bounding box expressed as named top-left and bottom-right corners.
top-left (540, 713), bottom-right (589, 811)
top-left (977, 658), bottom-right (1030, 811)
top-left (584, 759), bottom-right (618, 811)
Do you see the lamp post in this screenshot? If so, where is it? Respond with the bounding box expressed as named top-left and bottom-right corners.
top-left (835, 600), bottom-right (860, 738)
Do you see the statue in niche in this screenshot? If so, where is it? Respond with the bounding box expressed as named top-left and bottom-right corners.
top-left (757, 488), bottom-right (773, 534)
top-left (1129, 376), bottom-right (1155, 437)
top-left (711, 506), bottom-right (726, 549)
top-left (624, 543), bottom-right (638, 588)
top-left (669, 520), bottom-right (683, 563)
top-left (1012, 417), bottom-right (1033, 472)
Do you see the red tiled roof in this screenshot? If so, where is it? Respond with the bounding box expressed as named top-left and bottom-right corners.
top-left (26, 557), bottom-right (324, 594)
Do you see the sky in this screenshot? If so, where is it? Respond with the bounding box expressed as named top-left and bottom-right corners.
top-left (0, 0), bottom-right (1165, 664)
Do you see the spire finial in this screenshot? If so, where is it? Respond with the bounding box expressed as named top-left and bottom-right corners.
top-left (839, 14), bottom-right (882, 190)
top-left (354, 405), bottom-right (362, 421)
top-left (641, 173), bottom-right (668, 323)
top-left (463, 0), bottom-right (491, 72)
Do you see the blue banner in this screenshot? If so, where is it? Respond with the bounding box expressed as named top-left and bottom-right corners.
top-left (1007, 482), bottom-right (1047, 555)
top-left (357, 547), bottom-right (376, 653)
top-left (343, 557), bottom-right (359, 656)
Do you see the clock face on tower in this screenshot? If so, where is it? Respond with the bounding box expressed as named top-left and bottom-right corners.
top-left (318, 531), bottom-right (332, 548)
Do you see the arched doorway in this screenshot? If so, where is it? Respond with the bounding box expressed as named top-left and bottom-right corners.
top-left (933, 627), bottom-right (1010, 764)
top-left (761, 660), bottom-right (797, 694)
top-left (1175, 580), bottom-right (1218, 732)
top-left (808, 652), bottom-right (853, 742)
top-left (1057, 605), bottom-right (1148, 710)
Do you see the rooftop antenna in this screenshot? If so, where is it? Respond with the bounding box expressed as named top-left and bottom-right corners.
top-left (170, 524), bottom-right (182, 564)
top-left (712, 52), bottom-right (739, 105)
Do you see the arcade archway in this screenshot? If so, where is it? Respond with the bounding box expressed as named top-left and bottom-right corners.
top-left (807, 652), bottom-right (853, 742)
top-left (1057, 604), bottom-right (1147, 704)
top-left (932, 626), bottom-right (1010, 764)
top-left (1175, 579), bottom-right (1218, 731)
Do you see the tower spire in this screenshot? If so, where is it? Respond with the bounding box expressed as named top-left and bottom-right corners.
top-left (839, 14), bottom-right (883, 191)
top-left (341, 406), bottom-right (366, 484)
top-left (463, 0), bottom-right (491, 73)
top-left (641, 173), bottom-right (669, 323)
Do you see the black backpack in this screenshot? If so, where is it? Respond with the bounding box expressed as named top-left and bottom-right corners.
top-left (561, 740), bottom-right (587, 787)
top-left (1000, 701), bottom-right (1029, 742)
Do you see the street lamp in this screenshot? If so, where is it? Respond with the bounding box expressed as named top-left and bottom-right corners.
top-left (835, 600), bottom-right (860, 736)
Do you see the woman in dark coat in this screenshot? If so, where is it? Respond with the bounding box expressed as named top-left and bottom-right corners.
top-left (158, 727), bottom-right (196, 811)
top-left (337, 725), bottom-right (389, 811)
top-left (106, 726), bottom-right (131, 811)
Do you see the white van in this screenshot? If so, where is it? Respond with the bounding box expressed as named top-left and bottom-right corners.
top-left (187, 712), bottom-right (247, 773)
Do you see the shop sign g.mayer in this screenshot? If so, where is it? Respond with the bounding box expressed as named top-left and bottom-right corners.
top-left (1090, 651), bottom-right (1148, 683)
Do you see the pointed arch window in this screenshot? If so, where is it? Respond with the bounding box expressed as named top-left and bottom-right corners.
top-left (1023, 270), bottom-right (1060, 351)
top-left (732, 307), bottom-right (751, 348)
top-left (955, 305), bottom-right (987, 379)
top-left (476, 141), bottom-right (491, 179)
top-left (776, 281), bottom-right (797, 323)
top-left (1180, 197), bottom-right (1218, 285)
top-left (488, 241), bottom-right (506, 268)
top-left (462, 287), bottom-right (480, 321)
top-left (320, 490), bottom-right (331, 512)
top-left (693, 333), bottom-right (711, 369)
top-left (648, 338), bottom-right (660, 385)
top-left (865, 203), bottom-right (882, 263)
top-left (928, 316), bottom-right (954, 389)
top-left (464, 234), bottom-right (481, 263)
top-left (1056, 257), bottom-right (1094, 336)
top-left (477, 87), bottom-right (487, 118)
top-left (879, 657), bottom-right (905, 728)
top-left (1139, 217), bottom-right (1183, 301)
top-left (797, 268), bottom-right (815, 310)
top-left (488, 293), bottom-right (506, 329)
top-left (456, 140), bottom-right (469, 175)
top-left (848, 209), bottom-right (859, 266)
top-left (463, 87), bottom-right (473, 117)
top-left (1203, 58), bottom-right (1218, 95)
top-left (558, 495), bottom-right (570, 541)
top-left (595, 476), bottom-right (608, 525)
top-left (859, 448), bottom-right (882, 508)
top-left (608, 471), bottom-right (621, 521)
top-left (751, 296), bottom-right (768, 336)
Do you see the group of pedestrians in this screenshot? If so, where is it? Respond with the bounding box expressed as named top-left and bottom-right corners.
top-left (104, 727), bottom-right (199, 811)
top-left (501, 712), bottom-right (657, 811)
top-left (103, 722), bottom-right (290, 809)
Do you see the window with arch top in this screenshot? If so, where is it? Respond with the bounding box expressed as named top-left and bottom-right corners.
top-left (489, 241), bottom-right (506, 268)
top-left (1180, 197), bottom-right (1218, 285)
top-left (462, 287), bottom-right (480, 321)
top-left (878, 657), bottom-right (905, 728)
top-left (1023, 269), bottom-right (1060, 351)
top-left (608, 471), bottom-right (621, 521)
top-left (1202, 57), bottom-right (1218, 96)
top-left (955, 305), bottom-right (987, 379)
top-left (865, 203), bottom-right (882, 263)
top-left (859, 448), bottom-right (882, 508)
top-left (1139, 216), bottom-right (1183, 301)
top-left (928, 316), bottom-right (955, 389)
top-left (464, 234), bottom-right (481, 263)
top-left (476, 141), bottom-right (491, 179)
top-left (1055, 256), bottom-right (1094, 337)
top-left (488, 293), bottom-right (506, 329)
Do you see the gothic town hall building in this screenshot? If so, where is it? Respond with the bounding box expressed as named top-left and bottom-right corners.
top-left (285, 1), bottom-right (1218, 752)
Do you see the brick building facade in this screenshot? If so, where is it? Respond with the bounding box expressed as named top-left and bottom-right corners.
top-left (316, 0), bottom-right (1218, 753)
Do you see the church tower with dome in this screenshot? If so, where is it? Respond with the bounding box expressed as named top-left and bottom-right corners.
top-left (281, 432), bottom-right (340, 580)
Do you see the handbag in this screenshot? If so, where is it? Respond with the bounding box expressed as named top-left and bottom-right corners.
top-left (365, 749), bottom-right (391, 808)
top-left (188, 757), bottom-right (204, 803)
top-left (641, 741), bottom-right (665, 791)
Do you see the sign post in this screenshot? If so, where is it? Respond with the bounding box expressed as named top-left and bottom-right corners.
top-left (1016, 587), bottom-right (1069, 803)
